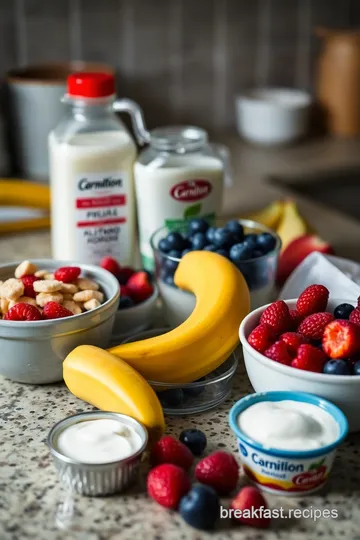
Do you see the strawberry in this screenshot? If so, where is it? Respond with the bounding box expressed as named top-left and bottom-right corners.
top-left (120, 284), bottom-right (132, 297)
top-left (264, 340), bottom-right (292, 365)
top-left (322, 320), bottom-right (360, 359)
top-left (195, 451), bottom-right (239, 495)
top-left (126, 271), bottom-right (153, 303)
top-left (20, 275), bottom-right (40, 298)
top-left (117, 266), bottom-right (135, 285)
top-left (298, 312), bottom-right (335, 341)
top-left (291, 344), bottom-right (327, 372)
top-left (349, 308), bottom-right (360, 327)
top-left (247, 323), bottom-right (276, 353)
top-left (100, 256), bottom-right (122, 278)
top-left (230, 486), bottom-right (271, 529)
top-left (296, 284), bottom-right (329, 317)
top-left (279, 332), bottom-right (309, 357)
top-left (150, 436), bottom-right (194, 470)
top-left (289, 309), bottom-right (304, 330)
top-left (5, 303), bottom-right (42, 321)
top-left (147, 464), bottom-right (190, 509)
top-left (54, 266), bottom-right (81, 283)
top-left (43, 301), bottom-right (73, 320)
top-left (259, 300), bottom-right (291, 335)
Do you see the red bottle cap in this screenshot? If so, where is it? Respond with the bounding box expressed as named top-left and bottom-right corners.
top-left (67, 72), bottom-right (115, 98)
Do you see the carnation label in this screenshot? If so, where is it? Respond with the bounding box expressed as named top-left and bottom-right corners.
top-left (74, 171), bottom-right (130, 264)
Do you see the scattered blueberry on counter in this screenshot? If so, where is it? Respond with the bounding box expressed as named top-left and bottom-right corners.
top-left (179, 429), bottom-right (207, 456)
top-left (157, 218), bottom-right (278, 291)
top-left (179, 484), bottom-right (220, 530)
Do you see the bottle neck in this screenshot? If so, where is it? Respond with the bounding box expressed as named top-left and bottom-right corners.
top-left (149, 126), bottom-right (208, 154)
top-left (64, 95), bottom-right (115, 120)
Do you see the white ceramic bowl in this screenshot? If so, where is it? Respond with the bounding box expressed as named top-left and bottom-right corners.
top-left (235, 88), bottom-right (311, 145)
top-left (239, 298), bottom-right (360, 432)
top-left (111, 284), bottom-right (159, 342)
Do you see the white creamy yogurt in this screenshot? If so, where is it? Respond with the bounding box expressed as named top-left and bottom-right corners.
top-left (238, 400), bottom-right (339, 451)
top-left (57, 418), bottom-right (143, 464)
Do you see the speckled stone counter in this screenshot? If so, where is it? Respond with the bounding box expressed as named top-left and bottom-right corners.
top-left (2, 135), bottom-right (360, 539)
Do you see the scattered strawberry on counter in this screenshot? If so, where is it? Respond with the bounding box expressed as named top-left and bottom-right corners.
top-left (100, 256), bottom-right (154, 310)
top-left (146, 431), bottom-right (271, 531)
top-left (248, 284), bottom-right (360, 375)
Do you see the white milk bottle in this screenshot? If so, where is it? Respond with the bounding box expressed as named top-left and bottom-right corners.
top-left (134, 126), bottom-right (225, 271)
top-left (49, 72), bottom-right (140, 265)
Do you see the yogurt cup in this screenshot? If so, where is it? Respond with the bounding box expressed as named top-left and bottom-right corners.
top-left (229, 391), bottom-right (348, 496)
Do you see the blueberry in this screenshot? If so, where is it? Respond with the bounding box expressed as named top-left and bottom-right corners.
top-left (187, 218), bottom-right (209, 235)
top-left (166, 231), bottom-right (185, 251)
top-left (252, 249), bottom-right (264, 258)
top-left (191, 232), bottom-right (207, 250)
top-left (334, 303), bottom-right (355, 320)
top-left (243, 234), bottom-right (257, 250)
top-left (182, 248), bottom-right (192, 256)
top-left (215, 248), bottom-right (228, 257)
top-left (323, 359), bottom-right (351, 375)
top-left (162, 274), bottom-right (175, 287)
top-left (179, 429), bottom-right (207, 456)
top-left (119, 295), bottom-right (135, 309)
top-left (353, 360), bottom-right (360, 375)
top-left (225, 220), bottom-right (244, 239)
top-left (157, 388), bottom-right (184, 408)
top-left (229, 243), bottom-right (253, 262)
top-left (158, 238), bottom-right (170, 253)
top-left (204, 244), bottom-right (216, 251)
top-left (164, 258), bottom-right (179, 273)
top-left (206, 227), bottom-right (217, 243)
top-left (179, 484), bottom-right (220, 530)
top-left (213, 227), bottom-right (232, 247)
top-left (256, 232), bottom-right (277, 253)
top-left (182, 377), bottom-right (205, 397)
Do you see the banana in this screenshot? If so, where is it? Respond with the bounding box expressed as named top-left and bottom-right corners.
top-left (63, 345), bottom-right (165, 444)
top-left (0, 180), bottom-right (50, 209)
top-left (243, 200), bottom-right (284, 230)
top-left (276, 199), bottom-right (307, 251)
top-left (108, 251), bottom-right (250, 383)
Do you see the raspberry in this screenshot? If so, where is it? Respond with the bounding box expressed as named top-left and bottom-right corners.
top-left (296, 284), bottom-right (329, 316)
top-left (259, 300), bottom-right (291, 335)
top-left (120, 284), bottom-right (132, 298)
top-left (21, 275), bottom-right (40, 298)
top-left (279, 332), bottom-right (309, 357)
top-left (247, 323), bottom-right (276, 353)
top-left (43, 301), bottom-right (73, 320)
top-left (126, 271), bottom-right (153, 303)
top-left (289, 309), bottom-right (304, 329)
top-left (147, 464), bottom-right (190, 509)
top-left (54, 266), bottom-right (81, 283)
top-left (349, 308), bottom-right (360, 327)
top-left (291, 344), bottom-right (327, 372)
top-left (5, 303), bottom-right (41, 321)
top-left (264, 340), bottom-right (292, 365)
top-left (100, 256), bottom-right (121, 278)
top-left (231, 486), bottom-right (271, 529)
top-left (150, 435), bottom-right (194, 470)
top-left (322, 320), bottom-right (360, 359)
top-left (195, 451), bottom-right (239, 495)
top-left (298, 312), bottom-right (335, 341)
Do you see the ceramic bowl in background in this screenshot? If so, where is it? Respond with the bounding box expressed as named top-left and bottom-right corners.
top-left (47, 411), bottom-right (148, 496)
top-left (235, 88), bottom-right (312, 145)
top-left (122, 328), bottom-right (239, 415)
top-left (0, 259), bottom-right (119, 384)
top-left (239, 297), bottom-right (360, 432)
top-left (229, 391), bottom-right (348, 495)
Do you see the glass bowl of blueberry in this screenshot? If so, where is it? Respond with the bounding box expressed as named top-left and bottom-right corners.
top-left (150, 218), bottom-right (281, 328)
top-left (122, 327), bottom-right (239, 415)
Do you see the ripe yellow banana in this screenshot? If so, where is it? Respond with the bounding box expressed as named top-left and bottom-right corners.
top-left (243, 200), bottom-right (284, 230)
top-left (108, 251), bottom-right (250, 383)
top-left (63, 345), bottom-right (165, 444)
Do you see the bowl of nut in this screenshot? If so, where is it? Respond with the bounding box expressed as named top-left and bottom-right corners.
top-left (0, 259), bottom-right (119, 384)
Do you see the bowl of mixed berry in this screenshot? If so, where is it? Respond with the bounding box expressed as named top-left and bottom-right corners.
top-left (150, 218), bottom-right (281, 327)
top-left (239, 284), bottom-right (360, 432)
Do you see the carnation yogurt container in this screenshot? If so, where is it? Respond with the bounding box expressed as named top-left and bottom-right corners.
top-left (229, 391), bottom-right (348, 495)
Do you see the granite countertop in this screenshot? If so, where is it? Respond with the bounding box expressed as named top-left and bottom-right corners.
top-left (2, 135), bottom-right (360, 540)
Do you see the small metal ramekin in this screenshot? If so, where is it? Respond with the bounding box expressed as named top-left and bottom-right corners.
top-left (47, 411), bottom-right (148, 496)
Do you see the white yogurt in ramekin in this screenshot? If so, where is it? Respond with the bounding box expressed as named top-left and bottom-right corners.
top-left (229, 391), bottom-right (348, 495)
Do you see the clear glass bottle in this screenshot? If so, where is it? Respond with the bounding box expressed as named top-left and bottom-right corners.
top-left (134, 126), bottom-right (225, 271)
top-left (49, 72), bottom-right (147, 266)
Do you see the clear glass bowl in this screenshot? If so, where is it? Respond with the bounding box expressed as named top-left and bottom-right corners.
top-left (122, 328), bottom-right (238, 415)
top-left (150, 219), bottom-right (281, 327)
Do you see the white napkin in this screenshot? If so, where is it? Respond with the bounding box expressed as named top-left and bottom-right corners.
top-left (278, 252), bottom-right (360, 302)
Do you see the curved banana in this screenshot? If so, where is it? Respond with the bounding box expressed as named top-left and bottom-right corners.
top-left (108, 251), bottom-right (250, 383)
